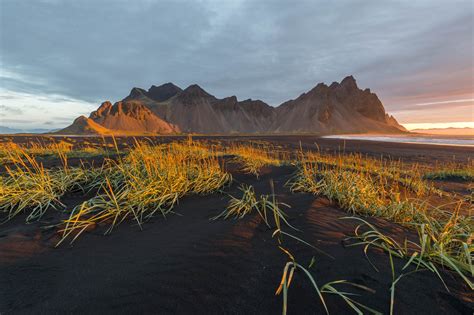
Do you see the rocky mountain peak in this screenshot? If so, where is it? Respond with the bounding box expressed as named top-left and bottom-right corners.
top-left (226, 95), bottom-right (238, 103)
top-left (128, 87), bottom-right (148, 99)
top-left (239, 99), bottom-right (275, 117)
top-left (73, 115), bottom-right (89, 124)
top-left (89, 101), bottom-right (112, 120)
top-left (148, 82), bottom-right (182, 102)
top-left (307, 82), bottom-right (329, 96)
top-left (182, 84), bottom-right (212, 97)
top-left (99, 101), bottom-right (113, 109)
top-left (339, 75), bottom-right (358, 89)
top-left (176, 84), bottom-right (215, 104)
top-left (110, 101), bottom-right (151, 118)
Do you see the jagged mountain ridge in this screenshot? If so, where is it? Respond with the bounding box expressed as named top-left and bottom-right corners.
top-left (273, 76), bottom-right (404, 133)
top-left (147, 84), bottom-right (276, 133)
top-left (58, 76), bottom-right (406, 135)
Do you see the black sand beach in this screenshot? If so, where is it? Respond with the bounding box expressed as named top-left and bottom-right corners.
top-left (1, 136), bottom-right (473, 314)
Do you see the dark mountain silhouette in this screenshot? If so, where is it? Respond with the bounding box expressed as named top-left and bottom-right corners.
top-left (124, 83), bottom-right (183, 103)
top-left (58, 76), bottom-right (406, 135)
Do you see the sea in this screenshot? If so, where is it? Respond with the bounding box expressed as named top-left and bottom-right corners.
top-left (322, 135), bottom-right (474, 147)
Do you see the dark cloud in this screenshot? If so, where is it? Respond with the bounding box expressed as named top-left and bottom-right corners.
top-left (1, 0), bottom-right (472, 125)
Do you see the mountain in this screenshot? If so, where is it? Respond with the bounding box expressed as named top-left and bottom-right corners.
top-left (58, 76), bottom-right (406, 135)
top-left (147, 83), bottom-right (183, 102)
top-left (58, 83), bottom-right (181, 135)
top-left (58, 116), bottom-right (113, 135)
top-left (88, 100), bottom-right (179, 134)
top-left (0, 126), bottom-right (54, 134)
top-left (273, 76), bottom-right (405, 133)
top-left (411, 127), bottom-right (474, 136)
top-left (147, 85), bottom-right (275, 133)
top-left (0, 126), bottom-right (25, 134)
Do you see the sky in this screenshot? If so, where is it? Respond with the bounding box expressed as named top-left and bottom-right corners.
top-left (0, 0), bottom-right (473, 131)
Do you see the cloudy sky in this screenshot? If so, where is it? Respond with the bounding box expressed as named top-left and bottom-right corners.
top-left (1, 0), bottom-right (473, 130)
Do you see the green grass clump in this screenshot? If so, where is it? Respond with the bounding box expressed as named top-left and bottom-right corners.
top-left (288, 164), bottom-right (426, 223)
top-left (423, 160), bottom-right (474, 181)
top-left (58, 142), bottom-right (231, 245)
top-left (0, 140), bottom-right (114, 163)
top-left (0, 149), bottom-right (100, 222)
top-left (300, 151), bottom-right (432, 197)
top-left (212, 183), bottom-right (293, 229)
top-left (424, 170), bottom-right (474, 181)
top-left (228, 143), bottom-right (285, 177)
top-left (273, 217), bottom-right (379, 314)
top-left (288, 151), bottom-right (473, 289)
top-left (344, 213), bottom-right (473, 314)
top-left (277, 258), bottom-right (380, 315)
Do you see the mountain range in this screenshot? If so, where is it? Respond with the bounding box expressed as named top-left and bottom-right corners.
top-left (59, 76), bottom-right (406, 135)
top-left (0, 126), bottom-right (55, 134)
top-left (411, 127), bottom-right (474, 136)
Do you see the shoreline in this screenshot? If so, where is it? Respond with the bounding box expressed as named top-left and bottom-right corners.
top-left (322, 135), bottom-right (474, 147)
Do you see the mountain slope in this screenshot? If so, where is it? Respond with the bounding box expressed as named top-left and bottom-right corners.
top-left (57, 116), bottom-right (113, 135)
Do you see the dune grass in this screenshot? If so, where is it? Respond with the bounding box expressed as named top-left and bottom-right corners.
top-left (287, 150), bottom-right (473, 289)
top-left (263, 186), bottom-right (380, 315)
top-left (57, 141), bottom-right (231, 245)
top-left (227, 142), bottom-right (287, 177)
top-left (214, 179), bottom-right (380, 314)
top-left (0, 139), bottom-right (115, 163)
top-left (211, 183), bottom-right (294, 230)
top-left (0, 138), bottom-right (231, 229)
top-left (0, 146), bottom-right (101, 222)
top-left (276, 257), bottom-right (381, 315)
top-left (423, 160), bottom-right (474, 181)
top-left (298, 150), bottom-right (434, 197)
top-left (343, 214), bottom-right (473, 314)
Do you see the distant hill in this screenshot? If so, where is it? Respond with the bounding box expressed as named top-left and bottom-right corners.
top-left (411, 127), bottom-right (474, 136)
top-left (0, 126), bottom-right (53, 134)
top-left (59, 76), bottom-right (407, 135)
top-left (56, 116), bottom-right (113, 135)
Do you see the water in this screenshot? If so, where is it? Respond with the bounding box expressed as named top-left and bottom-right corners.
top-left (322, 135), bottom-right (474, 147)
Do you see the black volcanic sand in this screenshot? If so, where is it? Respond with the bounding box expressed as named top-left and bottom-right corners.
top-left (1, 136), bottom-right (473, 314)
